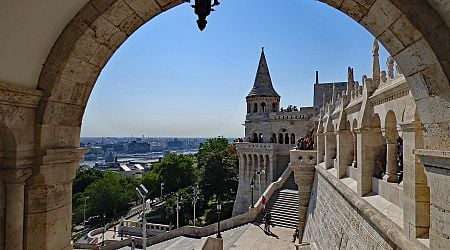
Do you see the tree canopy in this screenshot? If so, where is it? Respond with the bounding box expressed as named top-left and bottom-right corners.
top-left (141, 153), bottom-right (197, 198)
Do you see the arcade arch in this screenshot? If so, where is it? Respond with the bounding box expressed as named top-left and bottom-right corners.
top-left (0, 0), bottom-right (448, 249)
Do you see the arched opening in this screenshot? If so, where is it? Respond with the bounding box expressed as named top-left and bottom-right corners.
top-left (253, 103), bottom-right (258, 113)
top-left (252, 133), bottom-right (258, 143)
top-left (351, 119), bottom-right (358, 169)
top-left (0, 0), bottom-right (449, 249)
top-left (371, 114), bottom-right (387, 182)
top-left (284, 133), bottom-right (289, 145)
top-left (278, 133), bottom-right (283, 144)
top-left (290, 133), bottom-right (295, 145)
top-left (261, 102), bottom-right (266, 113)
top-left (383, 111), bottom-right (400, 183)
top-left (271, 133), bottom-right (276, 143)
top-left (272, 102), bottom-right (277, 112)
top-left (247, 103), bottom-right (251, 114)
top-left (258, 133), bottom-right (263, 143)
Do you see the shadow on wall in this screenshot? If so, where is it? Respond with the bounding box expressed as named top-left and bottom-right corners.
top-left (306, 173), bottom-right (318, 219)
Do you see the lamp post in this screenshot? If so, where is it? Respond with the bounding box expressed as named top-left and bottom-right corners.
top-left (176, 193), bottom-right (182, 229)
top-left (250, 178), bottom-right (254, 208)
top-left (192, 185), bottom-right (199, 227)
top-left (256, 170), bottom-right (265, 197)
top-left (216, 196), bottom-right (222, 239)
top-left (83, 196), bottom-right (89, 229)
top-left (101, 213), bottom-right (106, 246)
top-left (136, 184), bottom-right (148, 250)
top-left (160, 182), bottom-right (165, 200)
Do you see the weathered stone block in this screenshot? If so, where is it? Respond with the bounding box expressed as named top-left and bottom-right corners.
top-left (340, 0), bottom-right (369, 22)
top-left (124, 0), bottom-right (161, 21)
top-left (361, 0), bottom-right (402, 37)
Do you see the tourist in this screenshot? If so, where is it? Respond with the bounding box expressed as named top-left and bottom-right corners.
top-left (261, 195), bottom-right (267, 211)
top-left (292, 228), bottom-right (299, 243)
top-left (374, 145), bottom-right (387, 179)
top-left (263, 212), bottom-right (272, 232)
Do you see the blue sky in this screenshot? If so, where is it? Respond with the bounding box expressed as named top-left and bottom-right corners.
top-left (81, 0), bottom-right (389, 138)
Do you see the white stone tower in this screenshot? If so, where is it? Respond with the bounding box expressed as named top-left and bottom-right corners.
top-left (232, 48), bottom-right (317, 216)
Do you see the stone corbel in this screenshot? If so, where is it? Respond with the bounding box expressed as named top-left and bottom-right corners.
top-left (0, 81), bottom-right (43, 108)
top-left (0, 168), bottom-right (32, 184)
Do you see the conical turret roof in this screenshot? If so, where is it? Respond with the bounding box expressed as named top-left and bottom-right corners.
top-left (247, 48), bottom-right (280, 98)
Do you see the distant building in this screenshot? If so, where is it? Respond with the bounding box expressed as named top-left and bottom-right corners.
top-left (127, 141), bottom-right (150, 153)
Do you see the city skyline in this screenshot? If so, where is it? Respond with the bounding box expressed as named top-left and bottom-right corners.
top-left (81, 0), bottom-right (389, 138)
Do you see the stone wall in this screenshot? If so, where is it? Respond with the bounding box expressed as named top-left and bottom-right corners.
top-left (303, 173), bottom-right (394, 249)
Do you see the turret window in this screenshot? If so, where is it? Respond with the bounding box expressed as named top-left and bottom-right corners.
top-left (272, 102), bottom-right (277, 112)
top-left (253, 103), bottom-right (258, 113)
top-left (261, 102), bottom-right (266, 112)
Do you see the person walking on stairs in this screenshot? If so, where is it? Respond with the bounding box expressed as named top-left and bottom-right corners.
top-left (292, 228), bottom-right (299, 243)
top-left (263, 212), bottom-right (272, 232)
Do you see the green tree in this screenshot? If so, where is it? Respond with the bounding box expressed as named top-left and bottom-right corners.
top-left (141, 153), bottom-right (197, 197)
top-left (196, 137), bottom-right (239, 213)
top-left (73, 169), bottom-right (104, 194)
top-left (83, 172), bottom-right (137, 220)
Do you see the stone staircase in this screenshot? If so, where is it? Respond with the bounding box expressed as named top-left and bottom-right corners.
top-left (256, 173), bottom-right (299, 229)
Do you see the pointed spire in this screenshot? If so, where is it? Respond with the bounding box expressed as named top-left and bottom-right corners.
top-left (247, 47), bottom-right (280, 97)
top-left (372, 39), bottom-right (380, 88)
top-left (346, 67), bottom-right (354, 95)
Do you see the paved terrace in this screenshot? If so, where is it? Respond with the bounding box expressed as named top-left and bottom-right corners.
top-left (119, 222), bottom-right (296, 250)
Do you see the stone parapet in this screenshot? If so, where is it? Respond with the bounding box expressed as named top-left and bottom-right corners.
top-left (290, 150), bottom-right (317, 240)
top-left (305, 165), bottom-right (425, 250)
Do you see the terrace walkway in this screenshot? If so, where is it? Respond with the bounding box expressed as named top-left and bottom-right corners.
top-left (119, 222), bottom-right (297, 250)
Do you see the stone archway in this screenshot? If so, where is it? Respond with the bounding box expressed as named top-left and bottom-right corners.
top-left (1, 0), bottom-right (447, 249)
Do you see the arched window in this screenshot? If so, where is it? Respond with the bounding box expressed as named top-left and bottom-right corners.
top-left (290, 133), bottom-right (295, 144)
top-left (253, 103), bottom-right (258, 113)
top-left (247, 103), bottom-right (250, 114)
top-left (258, 133), bottom-right (263, 143)
top-left (252, 133), bottom-right (258, 143)
top-left (278, 133), bottom-right (283, 144)
top-left (285, 133), bottom-right (289, 144)
top-left (261, 102), bottom-right (266, 112)
top-left (271, 133), bottom-right (276, 143)
top-left (272, 102), bottom-right (277, 112)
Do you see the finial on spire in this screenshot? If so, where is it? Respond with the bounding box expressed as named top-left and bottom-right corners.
top-left (372, 39), bottom-right (381, 90)
top-left (347, 67), bottom-right (354, 95)
top-left (372, 39), bottom-right (379, 56)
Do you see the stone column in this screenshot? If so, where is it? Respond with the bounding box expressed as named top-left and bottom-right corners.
top-left (401, 122), bottom-right (430, 240)
top-left (324, 132), bottom-right (336, 169)
top-left (316, 132), bottom-right (325, 163)
top-left (336, 130), bottom-right (353, 178)
top-left (1, 168), bottom-right (32, 250)
top-left (415, 149), bottom-right (450, 250)
top-left (24, 148), bottom-right (85, 250)
top-left (0, 178), bottom-right (4, 250)
top-left (356, 128), bottom-right (380, 196)
top-left (383, 140), bottom-right (398, 182)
